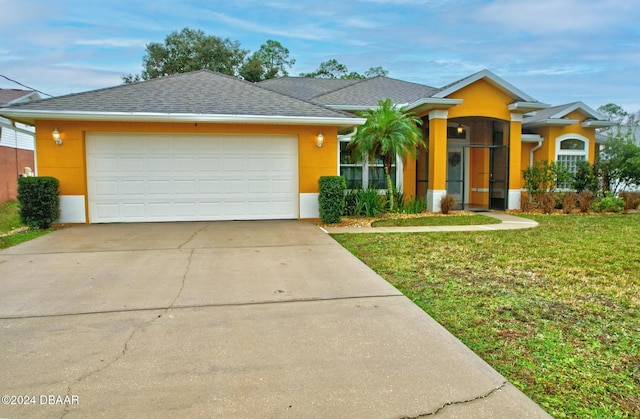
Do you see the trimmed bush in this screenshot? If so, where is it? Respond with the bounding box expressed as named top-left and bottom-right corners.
top-left (440, 194), bottom-right (455, 215)
top-left (17, 176), bottom-right (60, 229)
top-left (318, 176), bottom-right (346, 224)
top-left (537, 192), bottom-right (557, 214)
top-left (578, 190), bottom-right (594, 213)
top-left (619, 191), bottom-right (640, 210)
top-left (561, 192), bottom-right (577, 214)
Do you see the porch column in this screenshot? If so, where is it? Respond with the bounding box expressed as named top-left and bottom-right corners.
top-left (427, 110), bottom-right (448, 212)
top-left (508, 113), bottom-right (523, 210)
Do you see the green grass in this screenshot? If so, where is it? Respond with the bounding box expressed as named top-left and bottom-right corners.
top-left (0, 201), bottom-right (23, 234)
top-left (332, 214), bottom-right (640, 418)
top-left (0, 200), bottom-right (52, 249)
top-left (372, 214), bottom-right (500, 227)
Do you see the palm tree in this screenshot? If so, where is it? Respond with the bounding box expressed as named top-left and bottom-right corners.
top-left (349, 98), bottom-right (425, 210)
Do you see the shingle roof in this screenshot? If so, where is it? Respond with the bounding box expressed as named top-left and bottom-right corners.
top-left (257, 77), bottom-right (361, 101)
top-left (259, 76), bottom-right (438, 108)
top-left (311, 76), bottom-right (438, 107)
top-left (523, 102), bottom-right (604, 124)
top-left (0, 89), bottom-right (38, 106)
top-left (3, 70), bottom-right (354, 120)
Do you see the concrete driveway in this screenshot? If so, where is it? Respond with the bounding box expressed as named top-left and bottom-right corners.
top-left (0, 221), bottom-right (549, 418)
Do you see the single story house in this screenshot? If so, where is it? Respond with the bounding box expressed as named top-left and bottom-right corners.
top-left (0, 89), bottom-right (40, 202)
top-left (0, 69), bottom-right (613, 223)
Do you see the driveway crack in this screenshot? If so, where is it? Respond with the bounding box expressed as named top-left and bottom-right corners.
top-left (400, 381), bottom-right (508, 418)
top-left (60, 248), bottom-right (195, 418)
top-left (178, 223), bottom-right (209, 249)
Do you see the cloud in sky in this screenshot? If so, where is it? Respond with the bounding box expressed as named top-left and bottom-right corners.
top-left (1, 0), bottom-right (639, 111)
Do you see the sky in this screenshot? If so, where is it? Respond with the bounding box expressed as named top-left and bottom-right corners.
top-left (1, 0), bottom-right (639, 112)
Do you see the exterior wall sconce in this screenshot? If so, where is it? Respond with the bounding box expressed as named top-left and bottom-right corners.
top-left (316, 133), bottom-right (324, 148)
top-left (456, 124), bottom-right (464, 135)
top-left (53, 128), bottom-right (62, 145)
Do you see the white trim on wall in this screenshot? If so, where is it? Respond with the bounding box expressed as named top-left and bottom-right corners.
top-left (427, 189), bottom-right (447, 212)
top-left (58, 195), bottom-right (87, 223)
top-left (508, 190), bottom-right (521, 210)
top-left (299, 193), bottom-right (320, 219)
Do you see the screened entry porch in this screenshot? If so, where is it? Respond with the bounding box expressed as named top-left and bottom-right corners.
top-left (416, 117), bottom-right (511, 211)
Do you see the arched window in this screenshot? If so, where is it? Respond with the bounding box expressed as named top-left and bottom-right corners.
top-left (555, 135), bottom-right (588, 189)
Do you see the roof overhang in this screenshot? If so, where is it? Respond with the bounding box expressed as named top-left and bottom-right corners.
top-left (404, 98), bottom-right (463, 114)
top-left (325, 98), bottom-right (463, 115)
top-left (508, 101), bottom-right (550, 113)
top-left (581, 119), bottom-right (616, 128)
top-left (522, 133), bottom-right (544, 143)
top-left (523, 118), bottom-right (579, 128)
top-left (0, 109), bottom-right (367, 130)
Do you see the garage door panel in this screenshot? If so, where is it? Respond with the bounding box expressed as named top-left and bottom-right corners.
top-left (87, 133), bottom-right (298, 223)
top-left (93, 180), bottom-right (118, 198)
top-left (148, 203), bottom-right (171, 217)
top-left (120, 180), bottom-right (145, 196)
top-left (122, 203), bottom-right (145, 218)
top-left (173, 180), bottom-right (197, 194)
top-left (172, 157), bottom-right (197, 172)
top-left (147, 181), bottom-right (171, 196)
top-left (197, 157), bottom-right (222, 172)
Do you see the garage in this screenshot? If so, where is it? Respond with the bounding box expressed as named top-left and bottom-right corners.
top-left (86, 133), bottom-right (298, 223)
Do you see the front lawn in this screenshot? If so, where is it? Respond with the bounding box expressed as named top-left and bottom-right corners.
top-left (0, 201), bottom-right (52, 249)
top-left (332, 214), bottom-right (640, 418)
top-left (0, 200), bottom-right (22, 234)
top-left (371, 214), bottom-right (500, 227)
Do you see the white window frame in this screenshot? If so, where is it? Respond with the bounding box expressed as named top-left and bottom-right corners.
top-left (338, 137), bottom-right (403, 192)
top-left (555, 134), bottom-right (589, 190)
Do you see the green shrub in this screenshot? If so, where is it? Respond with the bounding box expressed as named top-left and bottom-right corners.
top-left (619, 191), bottom-right (640, 210)
top-left (522, 160), bottom-right (568, 194)
top-left (571, 160), bottom-right (599, 193)
top-left (17, 177), bottom-right (60, 229)
top-left (355, 188), bottom-right (385, 217)
top-left (591, 196), bottom-right (625, 213)
top-left (318, 176), bottom-right (346, 224)
top-left (342, 188), bottom-right (386, 217)
top-left (578, 190), bottom-right (594, 213)
top-left (440, 194), bottom-right (455, 215)
top-left (390, 191), bottom-right (405, 213)
top-left (403, 196), bottom-right (427, 214)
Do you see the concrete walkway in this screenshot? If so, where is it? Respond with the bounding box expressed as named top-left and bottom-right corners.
top-left (0, 221), bottom-right (548, 418)
top-left (322, 211), bottom-right (538, 234)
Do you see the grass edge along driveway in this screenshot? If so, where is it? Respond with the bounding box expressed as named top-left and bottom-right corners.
top-left (0, 201), bottom-right (52, 249)
top-left (332, 213), bottom-right (640, 418)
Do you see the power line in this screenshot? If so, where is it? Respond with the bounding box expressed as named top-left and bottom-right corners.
top-left (0, 74), bottom-right (54, 97)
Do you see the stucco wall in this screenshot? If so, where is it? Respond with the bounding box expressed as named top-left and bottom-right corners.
top-left (34, 120), bottom-right (338, 221)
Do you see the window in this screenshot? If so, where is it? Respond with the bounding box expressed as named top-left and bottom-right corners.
top-left (339, 140), bottom-right (397, 190)
top-left (555, 136), bottom-right (588, 189)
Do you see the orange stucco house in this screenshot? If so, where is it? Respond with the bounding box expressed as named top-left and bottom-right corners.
top-left (0, 69), bottom-right (613, 223)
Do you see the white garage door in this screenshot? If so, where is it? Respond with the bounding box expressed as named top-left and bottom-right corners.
top-left (86, 133), bottom-right (298, 223)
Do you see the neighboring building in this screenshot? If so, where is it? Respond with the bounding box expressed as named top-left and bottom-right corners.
top-left (0, 89), bottom-right (41, 202)
top-left (0, 69), bottom-right (613, 223)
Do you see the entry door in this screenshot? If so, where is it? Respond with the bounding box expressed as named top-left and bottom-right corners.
top-left (446, 146), bottom-right (465, 209)
top-left (489, 146), bottom-right (508, 210)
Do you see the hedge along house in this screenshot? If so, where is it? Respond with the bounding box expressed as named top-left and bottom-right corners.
top-left (0, 69), bottom-right (613, 223)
